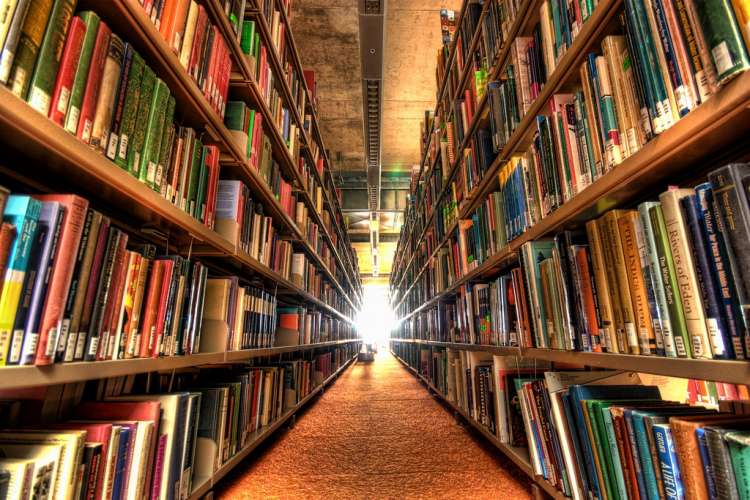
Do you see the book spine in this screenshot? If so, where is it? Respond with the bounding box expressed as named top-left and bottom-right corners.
top-left (84, 228), bottom-right (119, 361)
top-left (7, 0), bottom-right (54, 97)
top-left (114, 51), bottom-right (144, 168)
top-left (34, 195), bottom-right (89, 365)
top-left (709, 164), bottom-right (750, 357)
top-left (618, 211), bottom-right (658, 354)
top-left (681, 193), bottom-right (732, 358)
top-left (90, 34), bottom-right (125, 151)
top-left (653, 424), bottom-right (685, 500)
top-left (638, 201), bottom-right (676, 356)
top-left (48, 16), bottom-right (85, 125)
top-left (696, 183), bottom-right (747, 359)
top-left (77, 22), bottom-right (112, 144)
top-left (139, 78), bottom-right (170, 189)
top-left (692, 0), bottom-right (750, 82)
top-left (127, 65), bottom-right (156, 177)
top-left (26, 0), bottom-right (76, 115)
top-left (64, 11), bottom-right (100, 135)
top-left (0, 0), bottom-right (31, 84)
top-left (106, 43), bottom-right (134, 161)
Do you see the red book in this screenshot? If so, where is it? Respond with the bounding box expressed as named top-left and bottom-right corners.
top-left (217, 45), bottom-right (230, 115)
top-left (204, 146), bottom-right (220, 228)
top-left (33, 195), bottom-right (89, 365)
top-left (77, 22), bottom-right (112, 143)
top-left (50, 422), bottom-right (112, 500)
top-left (49, 17), bottom-right (87, 126)
top-left (158, 0), bottom-right (179, 43)
top-left (138, 260), bottom-right (165, 358)
top-left (151, 258), bottom-right (174, 357)
top-left (169, 0), bottom-right (191, 53)
top-left (205, 26), bottom-right (219, 108)
top-left (250, 113), bottom-right (263, 171)
top-left (75, 400), bottom-right (161, 500)
top-left (98, 235), bottom-right (129, 360)
top-left (188, 6), bottom-right (208, 80)
top-left (303, 70), bottom-right (316, 99)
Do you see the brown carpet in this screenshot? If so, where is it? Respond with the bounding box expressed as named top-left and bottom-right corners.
top-left (215, 350), bottom-right (533, 499)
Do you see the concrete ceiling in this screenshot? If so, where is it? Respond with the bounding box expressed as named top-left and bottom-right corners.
top-left (290, 0), bottom-right (461, 277)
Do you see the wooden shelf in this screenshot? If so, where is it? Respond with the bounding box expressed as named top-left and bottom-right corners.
top-left (391, 352), bottom-right (566, 500)
top-left (0, 341), bottom-right (360, 390)
top-left (188, 352), bottom-right (358, 499)
top-left (390, 339), bottom-right (750, 385)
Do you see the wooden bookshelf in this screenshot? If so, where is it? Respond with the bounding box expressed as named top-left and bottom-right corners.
top-left (1, 0), bottom-right (361, 323)
top-left (390, 338), bottom-right (750, 385)
top-left (92, 0), bottom-right (361, 300)
top-left (189, 352), bottom-right (357, 499)
top-left (391, 352), bottom-right (566, 500)
top-left (392, 67), bottom-right (750, 315)
top-left (0, 341), bottom-right (360, 390)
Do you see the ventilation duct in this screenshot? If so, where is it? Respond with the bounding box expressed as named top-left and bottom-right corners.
top-left (358, 0), bottom-right (385, 275)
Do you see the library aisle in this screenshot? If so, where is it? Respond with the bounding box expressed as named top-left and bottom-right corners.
top-left (216, 350), bottom-right (532, 498)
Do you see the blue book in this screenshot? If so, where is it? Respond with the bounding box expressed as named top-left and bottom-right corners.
top-left (567, 385), bottom-right (660, 500)
top-left (112, 425), bottom-right (132, 500)
top-left (681, 192), bottom-right (732, 358)
top-left (695, 427), bottom-right (719, 500)
top-left (696, 183), bottom-right (746, 359)
top-left (0, 195), bottom-right (41, 365)
top-left (652, 423), bottom-right (685, 500)
top-left (17, 202), bottom-right (65, 366)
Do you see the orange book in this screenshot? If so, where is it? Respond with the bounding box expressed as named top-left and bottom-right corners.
top-left (33, 194), bottom-right (89, 365)
top-left (617, 210), bottom-right (657, 355)
top-left (138, 260), bottom-right (165, 358)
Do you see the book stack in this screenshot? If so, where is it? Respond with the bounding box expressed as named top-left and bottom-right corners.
top-left (0, 189), bottom-right (209, 367)
top-left (139, 0), bottom-right (233, 117)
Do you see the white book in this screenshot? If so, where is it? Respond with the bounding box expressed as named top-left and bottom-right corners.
top-left (0, 443), bottom-right (63, 500)
top-left (0, 430), bottom-right (85, 500)
top-left (0, 457), bottom-right (35, 500)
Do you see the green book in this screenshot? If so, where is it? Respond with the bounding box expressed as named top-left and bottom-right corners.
top-left (127, 65), bottom-right (156, 176)
top-left (7, 0), bottom-right (54, 98)
top-left (648, 203), bottom-right (691, 358)
top-left (186, 137), bottom-right (203, 217)
top-left (194, 147), bottom-right (209, 222)
top-left (138, 77), bottom-right (169, 189)
top-left (63, 11), bottom-right (100, 135)
top-left (26, 0), bottom-right (76, 115)
top-left (155, 94), bottom-right (176, 192)
top-left (259, 135), bottom-right (273, 185)
top-left (726, 431), bottom-right (750, 499)
top-left (0, 0), bottom-right (33, 85)
top-left (240, 20), bottom-right (255, 56)
top-left (246, 109), bottom-right (256, 159)
top-left (692, 0), bottom-right (750, 83)
top-left (114, 50), bottom-right (144, 169)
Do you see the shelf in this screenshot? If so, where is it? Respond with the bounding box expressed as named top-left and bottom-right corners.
top-left (0, 341), bottom-right (361, 390)
top-left (390, 339), bottom-right (750, 385)
top-left (188, 352), bottom-right (358, 499)
top-left (391, 352), bottom-right (566, 500)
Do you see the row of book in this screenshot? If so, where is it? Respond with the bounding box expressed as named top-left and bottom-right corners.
top-left (398, 163), bottom-right (750, 360)
top-left (0, 343), bottom-right (356, 500)
top-left (138, 0), bottom-right (233, 117)
top-left (0, 186), bottom-right (357, 367)
top-left (0, 3), bottom-right (225, 229)
top-left (0, 191), bottom-right (209, 367)
top-left (393, 343), bottom-right (750, 500)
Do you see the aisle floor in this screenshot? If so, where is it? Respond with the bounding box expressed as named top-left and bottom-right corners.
top-left (216, 350), bottom-right (533, 499)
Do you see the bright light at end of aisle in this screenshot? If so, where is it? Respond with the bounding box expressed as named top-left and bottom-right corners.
top-left (356, 284), bottom-right (396, 346)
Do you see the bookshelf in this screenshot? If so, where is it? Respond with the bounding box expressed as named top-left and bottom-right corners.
top-left (0, 0), bottom-right (362, 497)
top-left (390, 0), bottom-right (750, 497)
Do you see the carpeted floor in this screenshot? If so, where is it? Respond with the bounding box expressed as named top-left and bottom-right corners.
top-left (215, 350), bottom-right (533, 499)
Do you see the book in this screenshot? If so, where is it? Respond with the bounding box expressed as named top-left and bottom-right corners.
top-left (25, 0), bottom-right (76, 115)
top-left (6, 0), bottom-right (54, 97)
